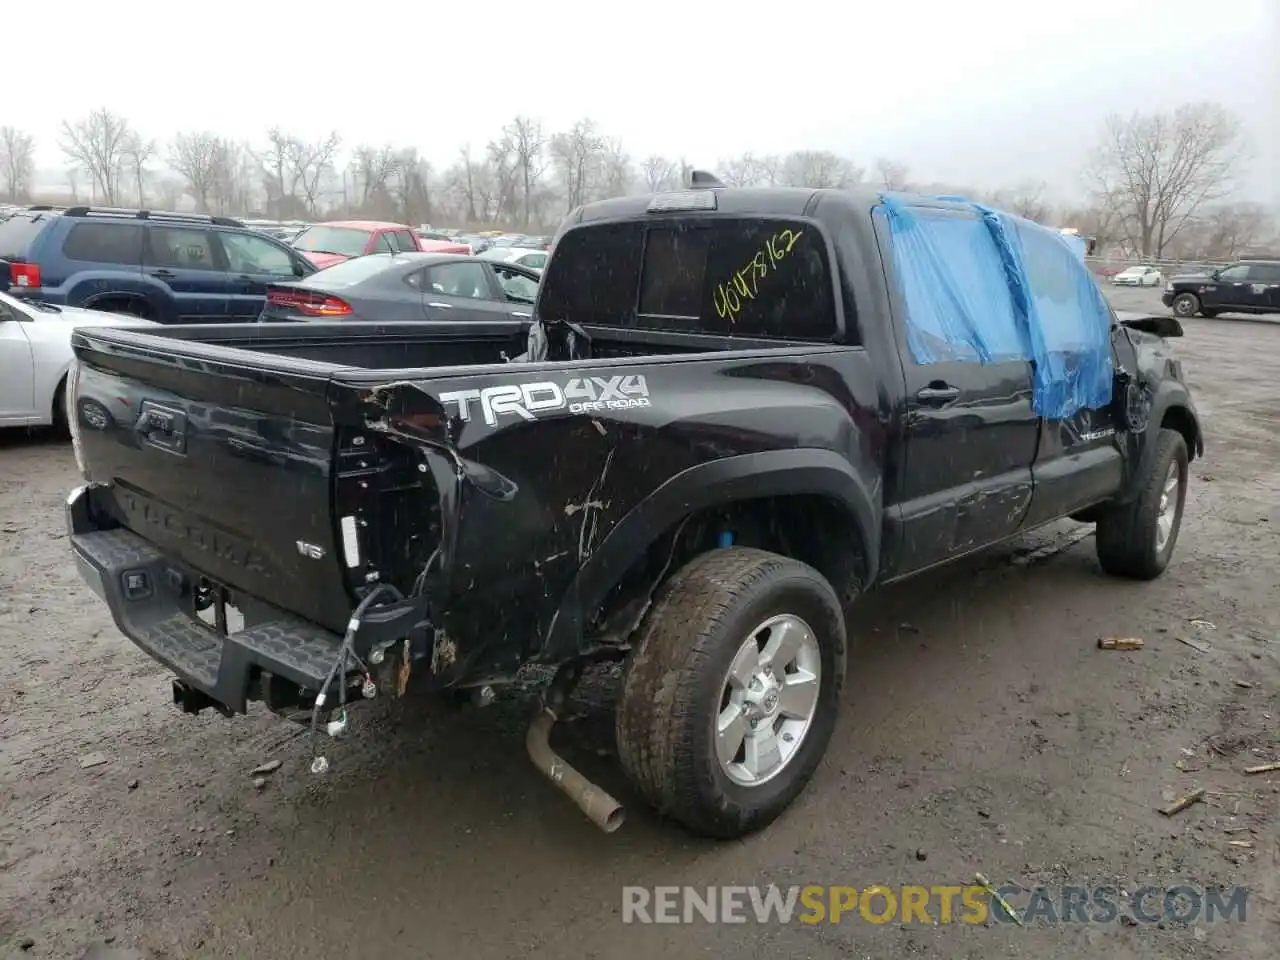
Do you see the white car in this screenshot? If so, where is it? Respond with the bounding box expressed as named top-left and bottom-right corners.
top-left (479, 246), bottom-right (549, 274)
top-left (1111, 265), bottom-right (1164, 287)
top-left (0, 293), bottom-right (155, 430)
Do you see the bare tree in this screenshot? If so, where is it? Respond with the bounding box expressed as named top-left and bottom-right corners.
top-left (874, 157), bottom-right (911, 191)
top-left (289, 132), bottom-right (342, 216)
top-left (719, 152), bottom-right (781, 187)
top-left (210, 139), bottom-right (253, 215)
top-left (1085, 102), bottom-right (1244, 258)
top-left (352, 144), bottom-right (402, 206)
top-left (640, 154), bottom-right (677, 193)
top-left (154, 178), bottom-right (185, 211)
top-left (170, 132), bottom-right (222, 211)
top-left (59, 109), bottom-right (133, 205)
top-left (988, 180), bottom-right (1053, 223)
top-left (1173, 202), bottom-right (1271, 260)
top-left (122, 134), bottom-right (157, 207)
top-left (549, 119), bottom-right (605, 212)
top-left (450, 145), bottom-right (482, 223)
top-left (485, 135), bottom-right (519, 222)
top-left (503, 116), bottom-right (546, 227)
top-left (599, 138), bottom-right (632, 198)
top-left (255, 129), bottom-right (293, 216)
top-left (0, 127), bottom-right (36, 202)
top-left (65, 167), bottom-right (82, 204)
top-left (779, 150), bottom-right (862, 189)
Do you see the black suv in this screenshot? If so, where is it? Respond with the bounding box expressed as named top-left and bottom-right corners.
top-left (0, 206), bottom-right (316, 323)
top-left (1162, 259), bottom-right (1280, 319)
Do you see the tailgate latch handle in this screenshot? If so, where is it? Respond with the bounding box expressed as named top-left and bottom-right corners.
top-left (134, 402), bottom-right (188, 454)
top-left (136, 409), bottom-right (176, 435)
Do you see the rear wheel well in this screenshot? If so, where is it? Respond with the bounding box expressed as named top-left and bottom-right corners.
top-left (86, 295), bottom-right (152, 319)
top-left (1161, 405), bottom-right (1198, 460)
top-left (593, 494), bottom-right (868, 639)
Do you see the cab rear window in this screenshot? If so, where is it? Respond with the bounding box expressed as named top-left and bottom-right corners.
top-left (539, 218), bottom-right (837, 342)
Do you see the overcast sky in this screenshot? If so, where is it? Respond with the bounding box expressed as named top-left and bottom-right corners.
top-left (13, 0), bottom-right (1279, 204)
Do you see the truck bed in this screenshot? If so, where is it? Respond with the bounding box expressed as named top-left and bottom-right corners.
top-left (67, 318), bottom-right (873, 709)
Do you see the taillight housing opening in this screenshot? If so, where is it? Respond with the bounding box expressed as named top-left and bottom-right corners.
top-left (265, 288), bottom-right (352, 318)
top-left (9, 262), bottom-right (42, 289)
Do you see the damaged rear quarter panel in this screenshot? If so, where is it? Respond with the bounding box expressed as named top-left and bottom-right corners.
top-left (335, 349), bottom-right (886, 683)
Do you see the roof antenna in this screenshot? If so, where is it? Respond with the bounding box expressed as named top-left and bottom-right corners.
top-left (687, 169), bottom-right (725, 189)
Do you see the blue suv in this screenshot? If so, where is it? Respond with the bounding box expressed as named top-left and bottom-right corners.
top-left (0, 206), bottom-right (316, 322)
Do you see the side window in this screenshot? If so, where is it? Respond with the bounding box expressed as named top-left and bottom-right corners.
top-left (517, 252), bottom-right (547, 269)
top-left (391, 230), bottom-right (418, 252)
top-left (424, 262), bottom-right (492, 300)
top-left (1246, 264), bottom-right (1280, 283)
top-left (1012, 221), bottom-right (1108, 349)
top-left (374, 233), bottom-right (395, 254)
top-left (220, 232), bottom-right (296, 277)
top-left (61, 222), bottom-right (144, 265)
top-left (879, 204), bottom-right (1024, 364)
top-left (146, 227), bottom-right (219, 271)
top-left (1216, 265), bottom-right (1249, 282)
top-left (493, 265), bottom-right (539, 303)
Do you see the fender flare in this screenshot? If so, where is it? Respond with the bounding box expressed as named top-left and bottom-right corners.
top-left (1118, 383), bottom-right (1203, 504)
top-left (539, 448), bottom-right (880, 660)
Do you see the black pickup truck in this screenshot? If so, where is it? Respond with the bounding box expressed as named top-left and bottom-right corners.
top-left (65, 184), bottom-right (1203, 839)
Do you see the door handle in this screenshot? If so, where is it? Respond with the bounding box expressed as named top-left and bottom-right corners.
top-left (426, 302), bottom-right (453, 309)
top-left (510, 310), bottom-right (532, 319)
top-left (149, 269), bottom-right (176, 279)
top-left (916, 382), bottom-right (961, 405)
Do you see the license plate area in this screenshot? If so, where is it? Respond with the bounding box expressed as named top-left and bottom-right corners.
top-left (191, 578), bottom-right (245, 636)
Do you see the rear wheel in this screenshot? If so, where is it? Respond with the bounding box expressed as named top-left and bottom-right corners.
top-left (615, 547), bottom-right (847, 839)
top-left (1171, 293), bottom-right (1200, 318)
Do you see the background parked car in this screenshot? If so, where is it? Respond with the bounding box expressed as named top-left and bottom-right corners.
top-left (259, 252), bottom-right (540, 323)
top-left (416, 236), bottom-right (473, 254)
top-left (1111, 265), bottom-right (1163, 286)
top-left (1163, 259), bottom-right (1280, 318)
top-left (291, 220), bottom-right (421, 269)
top-left (0, 289), bottom-right (155, 430)
top-left (0, 206), bottom-right (315, 323)
top-left (479, 245), bottom-right (549, 273)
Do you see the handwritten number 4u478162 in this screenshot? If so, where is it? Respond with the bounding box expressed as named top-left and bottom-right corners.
top-left (713, 229), bottom-right (804, 323)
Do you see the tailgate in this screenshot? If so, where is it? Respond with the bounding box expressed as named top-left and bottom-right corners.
top-left (69, 327), bottom-right (353, 632)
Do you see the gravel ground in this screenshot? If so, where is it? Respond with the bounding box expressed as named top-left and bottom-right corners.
top-left (2, 289), bottom-right (1277, 959)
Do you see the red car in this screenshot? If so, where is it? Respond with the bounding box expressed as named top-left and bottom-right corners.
top-left (291, 220), bottom-right (422, 269)
top-left (418, 238), bottom-right (472, 255)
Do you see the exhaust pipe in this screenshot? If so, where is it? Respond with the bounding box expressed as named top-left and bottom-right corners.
top-left (525, 664), bottom-right (625, 833)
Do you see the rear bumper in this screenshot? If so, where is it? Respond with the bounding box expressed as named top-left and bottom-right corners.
top-left (67, 483), bottom-right (347, 714)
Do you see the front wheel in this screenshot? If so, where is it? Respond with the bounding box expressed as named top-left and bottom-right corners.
top-left (1095, 429), bottom-right (1188, 579)
top-left (1171, 293), bottom-right (1200, 318)
top-left (615, 547), bottom-right (847, 839)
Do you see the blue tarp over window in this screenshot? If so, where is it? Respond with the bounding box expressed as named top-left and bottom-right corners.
top-left (878, 194), bottom-right (1112, 420)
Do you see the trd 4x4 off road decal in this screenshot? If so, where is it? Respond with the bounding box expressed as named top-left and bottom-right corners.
top-left (439, 375), bottom-right (651, 426)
